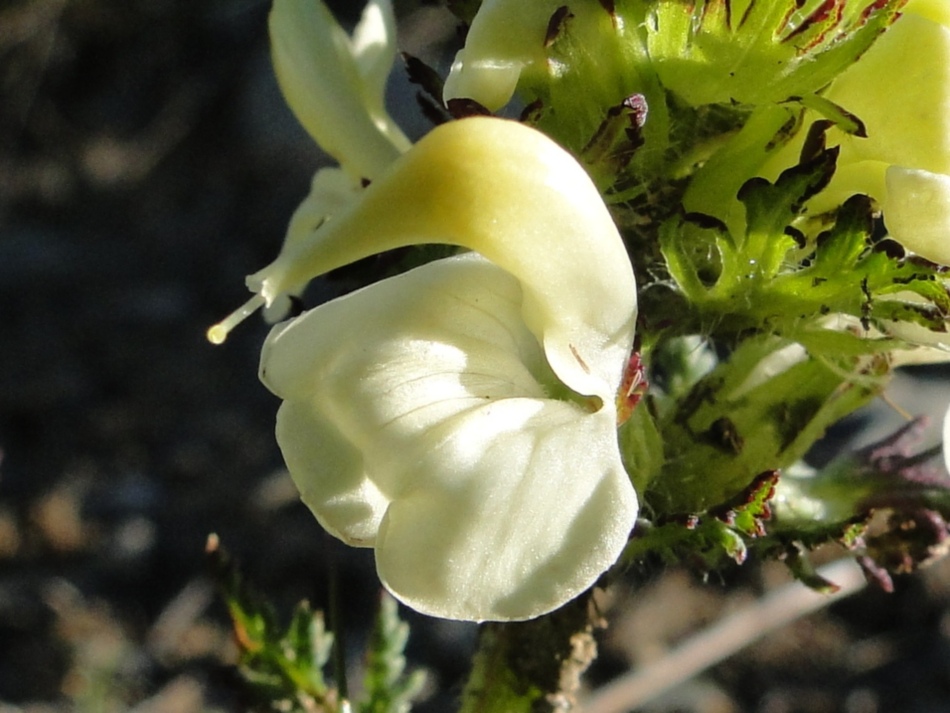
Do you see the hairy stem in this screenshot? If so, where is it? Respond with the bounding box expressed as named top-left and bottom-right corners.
top-left (459, 591), bottom-right (601, 712)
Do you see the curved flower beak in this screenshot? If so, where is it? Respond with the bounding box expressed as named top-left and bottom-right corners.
top-left (270, 0), bottom-right (410, 181)
top-left (252, 116), bottom-right (637, 399)
top-left (257, 116), bottom-right (638, 621)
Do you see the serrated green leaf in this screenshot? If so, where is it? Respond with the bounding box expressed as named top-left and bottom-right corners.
top-left (646, 0), bottom-right (907, 106)
top-left (727, 471), bottom-right (780, 538)
top-left (784, 544), bottom-right (841, 594)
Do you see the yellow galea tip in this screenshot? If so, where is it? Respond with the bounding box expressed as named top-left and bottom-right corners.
top-left (206, 294), bottom-right (266, 345)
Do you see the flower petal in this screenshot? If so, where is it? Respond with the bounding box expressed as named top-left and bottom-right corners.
top-left (825, 13), bottom-right (950, 176)
top-left (884, 167), bottom-right (950, 265)
top-left (375, 396), bottom-right (634, 621)
top-left (350, 0), bottom-right (397, 101)
top-left (269, 0), bottom-right (407, 180)
top-left (905, 0), bottom-right (950, 35)
top-left (442, 0), bottom-right (565, 110)
top-left (348, 0), bottom-right (411, 154)
top-left (252, 117), bottom-right (637, 402)
top-left (261, 253), bottom-right (637, 621)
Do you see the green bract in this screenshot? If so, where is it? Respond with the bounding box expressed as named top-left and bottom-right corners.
top-left (763, 0), bottom-right (950, 264)
top-left (645, 0), bottom-right (905, 106)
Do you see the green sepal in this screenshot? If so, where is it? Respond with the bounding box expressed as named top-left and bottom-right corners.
top-left (793, 93), bottom-right (867, 137)
top-left (618, 397), bottom-right (666, 495)
top-left (624, 471), bottom-right (779, 570)
top-left (645, 335), bottom-right (888, 513)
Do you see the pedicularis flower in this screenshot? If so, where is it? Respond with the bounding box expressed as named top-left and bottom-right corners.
top-left (211, 0), bottom-right (639, 622)
top-left (259, 116), bottom-right (639, 622)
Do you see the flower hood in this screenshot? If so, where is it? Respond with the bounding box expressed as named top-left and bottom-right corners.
top-left (253, 117), bottom-right (637, 400)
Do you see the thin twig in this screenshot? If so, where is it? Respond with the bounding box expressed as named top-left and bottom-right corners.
top-left (582, 559), bottom-right (867, 713)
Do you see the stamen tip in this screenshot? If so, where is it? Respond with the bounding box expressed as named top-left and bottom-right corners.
top-left (206, 293), bottom-right (267, 345)
top-left (206, 324), bottom-right (228, 345)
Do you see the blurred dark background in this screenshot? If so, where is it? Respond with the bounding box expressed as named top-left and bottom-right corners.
top-left (0, 0), bottom-right (474, 709)
top-left (1, 1), bottom-right (949, 711)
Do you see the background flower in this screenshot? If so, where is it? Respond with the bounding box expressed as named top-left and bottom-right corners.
top-left (270, 0), bottom-right (409, 181)
top-left (764, 0), bottom-right (950, 264)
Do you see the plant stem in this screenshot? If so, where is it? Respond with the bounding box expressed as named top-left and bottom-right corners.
top-left (459, 591), bottom-right (601, 713)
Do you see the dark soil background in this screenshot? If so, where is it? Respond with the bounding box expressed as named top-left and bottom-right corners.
top-left (1, 1), bottom-right (949, 711)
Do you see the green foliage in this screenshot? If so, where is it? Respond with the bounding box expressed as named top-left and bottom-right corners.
top-left (657, 147), bottom-right (949, 349)
top-left (359, 595), bottom-right (427, 713)
top-left (208, 535), bottom-right (338, 711)
top-left (624, 471), bottom-right (779, 570)
top-left (644, 0), bottom-right (907, 106)
top-left (644, 334), bottom-right (887, 513)
top-left (207, 536), bottom-right (423, 713)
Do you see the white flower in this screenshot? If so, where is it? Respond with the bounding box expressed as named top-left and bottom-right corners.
top-left (258, 117), bottom-right (639, 621)
top-left (270, 0), bottom-right (409, 181)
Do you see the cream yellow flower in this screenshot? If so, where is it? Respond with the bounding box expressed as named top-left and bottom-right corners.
top-left (270, 0), bottom-right (409, 181)
top-left (258, 117), bottom-right (639, 621)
